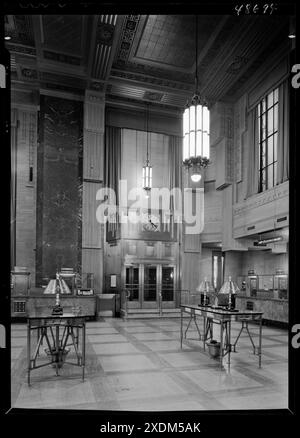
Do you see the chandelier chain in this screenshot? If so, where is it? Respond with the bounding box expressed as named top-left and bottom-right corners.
top-left (195, 14), bottom-right (198, 93)
top-left (146, 103), bottom-right (149, 163)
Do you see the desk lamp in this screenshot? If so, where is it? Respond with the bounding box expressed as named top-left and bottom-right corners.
top-left (197, 277), bottom-right (214, 306)
top-left (52, 272), bottom-right (64, 315)
top-left (219, 276), bottom-right (240, 309)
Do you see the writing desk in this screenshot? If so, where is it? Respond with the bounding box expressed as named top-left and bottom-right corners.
top-left (180, 304), bottom-right (263, 370)
top-left (27, 311), bottom-right (91, 385)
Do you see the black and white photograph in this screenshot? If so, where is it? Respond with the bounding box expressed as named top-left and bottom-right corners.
top-left (0, 0), bottom-right (299, 431)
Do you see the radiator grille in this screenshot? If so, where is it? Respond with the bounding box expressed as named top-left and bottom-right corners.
top-left (13, 301), bottom-right (26, 313)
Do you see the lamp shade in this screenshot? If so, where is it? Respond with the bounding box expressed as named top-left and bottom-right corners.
top-left (218, 276), bottom-right (240, 295)
top-left (196, 278), bottom-right (214, 293)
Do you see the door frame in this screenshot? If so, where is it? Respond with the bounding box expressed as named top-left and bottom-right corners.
top-left (142, 263), bottom-right (160, 309)
top-left (123, 262), bottom-right (177, 309)
top-left (160, 264), bottom-right (177, 309)
top-left (124, 263), bottom-right (141, 309)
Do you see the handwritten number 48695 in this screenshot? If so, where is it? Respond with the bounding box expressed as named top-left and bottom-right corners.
top-left (235, 4), bottom-right (278, 15)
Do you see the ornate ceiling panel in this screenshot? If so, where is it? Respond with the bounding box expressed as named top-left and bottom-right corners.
top-left (134, 15), bottom-right (195, 69)
top-left (42, 15), bottom-right (83, 56)
top-left (133, 15), bottom-right (222, 71)
top-left (5, 13), bottom-right (291, 110)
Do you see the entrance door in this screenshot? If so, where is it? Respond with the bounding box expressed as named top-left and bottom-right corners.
top-left (125, 265), bottom-right (140, 308)
top-left (143, 265), bottom-right (158, 308)
top-left (161, 266), bottom-right (175, 308)
top-left (124, 264), bottom-right (176, 310)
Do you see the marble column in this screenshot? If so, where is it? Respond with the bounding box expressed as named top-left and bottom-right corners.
top-left (36, 95), bottom-right (83, 285)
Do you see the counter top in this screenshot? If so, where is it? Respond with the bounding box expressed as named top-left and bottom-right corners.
top-left (236, 294), bottom-right (288, 303)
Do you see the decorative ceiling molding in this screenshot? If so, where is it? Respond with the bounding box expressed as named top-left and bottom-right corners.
top-left (114, 15), bottom-right (140, 64)
top-left (43, 50), bottom-right (81, 65)
top-left (90, 81), bottom-right (106, 92)
top-left (96, 23), bottom-right (115, 45)
top-left (113, 62), bottom-right (193, 85)
top-left (226, 56), bottom-right (249, 75)
top-left (6, 13), bottom-right (291, 111)
top-left (39, 72), bottom-right (86, 89)
top-left (85, 90), bottom-right (105, 104)
top-left (91, 15), bottom-right (118, 81)
top-left (6, 43), bottom-right (36, 57)
top-left (43, 82), bottom-right (84, 95)
top-left (110, 68), bottom-right (193, 94)
top-left (143, 91), bottom-right (163, 102)
top-left (20, 67), bottom-right (38, 81)
top-left (106, 93), bottom-right (182, 115)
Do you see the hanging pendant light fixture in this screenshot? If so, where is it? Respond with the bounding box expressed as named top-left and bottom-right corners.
top-left (183, 15), bottom-right (210, 182)
top-left (142, 103), bottom-right (152, 198)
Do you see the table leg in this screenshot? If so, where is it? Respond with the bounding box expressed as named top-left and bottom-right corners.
top-left (27, 320), bottom-right (31, 386)
top-left (227, 320), bottom-right (231, 372)
top-left (180, 308), bottom-right (183, 349)
top-left (193, 315), bottom-right (202, 340)
top-left (258, 316), bottom-right (262, 368)
top-left (232, 321), bottom-right (245, 352)
top-left (203, 316), bottom-right (206, 350)
top-left (184, 314), bottom-right (193, 339)
top-left (76, 327), bottom-right (79, 349)
top-left (55, 324), bottom-right (59, 376)
top-left (82, 322), bottom-right (86, 381)
top-left (219, 321), bottom-right (224, 370)
top-left (36, 326), bottom-right (40, 356)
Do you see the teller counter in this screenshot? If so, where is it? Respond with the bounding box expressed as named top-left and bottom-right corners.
top-left (235, 294), bottom-right (288, 325)
top-left (11, 294), bottom-right (97, 320)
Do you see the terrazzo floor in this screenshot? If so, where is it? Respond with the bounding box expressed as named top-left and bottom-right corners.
top-left (11, 317), bottom-right (288, 411)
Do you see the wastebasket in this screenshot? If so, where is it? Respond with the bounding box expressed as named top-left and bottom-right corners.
top-left (206, 340), bottom-right (221, 358)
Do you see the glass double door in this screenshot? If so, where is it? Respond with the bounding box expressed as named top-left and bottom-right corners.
top-left (125, 264), bottom-right (175, 309)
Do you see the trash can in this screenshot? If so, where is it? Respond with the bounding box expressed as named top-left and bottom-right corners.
top-left (206, 340), bottom-right (221, 358)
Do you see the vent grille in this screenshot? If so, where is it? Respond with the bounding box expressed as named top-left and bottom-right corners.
top-left (277, 216), bottom-right (287, 223)
top-left (13, 301), bottom-right (26, 313)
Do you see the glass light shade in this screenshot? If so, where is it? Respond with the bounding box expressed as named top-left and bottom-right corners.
top-left (219, 276), bottom-right (240, 295)
top-left (183, 136), bottom-right (189, 161)
top-left (190, 173), bottom-right (201, 183)
top-left (183, 109), bottom-right (189, 135)
top-left (197, 279), bottom-right (214, 293)
top-left (182, 98), bottom-right (210, 161)
top-left (142, 164), bottom-right (152, 191)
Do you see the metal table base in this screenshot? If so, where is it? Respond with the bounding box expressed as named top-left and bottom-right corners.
top-left (180, 305), bottom-right (263, 370)
top-left (27, 314), bottom-right (87, 386)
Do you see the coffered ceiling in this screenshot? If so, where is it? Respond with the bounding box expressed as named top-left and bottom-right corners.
top-left (5, 13), bottom-right (290, 111)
